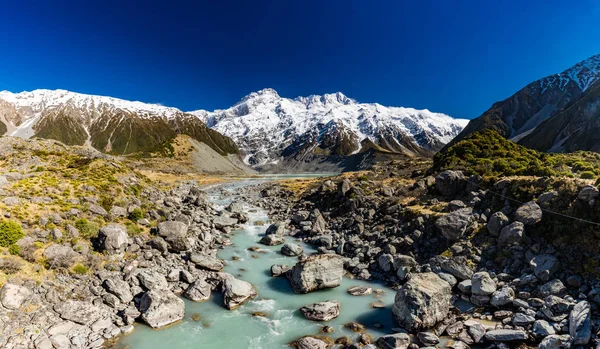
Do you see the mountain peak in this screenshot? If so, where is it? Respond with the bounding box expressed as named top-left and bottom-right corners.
top-left (239, 88), bottom-right (280, 103)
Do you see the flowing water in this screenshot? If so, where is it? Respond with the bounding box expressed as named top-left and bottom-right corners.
top-left (117, 179), bottom-right (397, 349)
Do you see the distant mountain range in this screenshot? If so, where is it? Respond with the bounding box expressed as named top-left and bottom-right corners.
top-left (448, 54), bottom-right (600, 152)
top-left (0, 88), bottom-right (468, 172)
top-left (191, 88), bottom-right (468, 171)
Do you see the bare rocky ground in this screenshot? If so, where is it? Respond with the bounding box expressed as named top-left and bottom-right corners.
top-left (241, 159), bottom-right (600, 349)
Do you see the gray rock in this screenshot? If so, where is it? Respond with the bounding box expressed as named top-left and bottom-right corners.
top-left (465, 320), bottom-right (485, 343)
top-left (97, 224), bottom-right (128, 254)
top-left (530, 254), bottom-right (559, 282)
top-left (312, 214), bottom-right (327, 234)
top-left (0, 283), bottom-right (30, 310)
top-left (538, 335), bottom-right (572, 349)
top-left (537, 191), bottom-right (558, 206)
top-left (392, 272), bottom-right (452, 332)
top-left (288, 254), bottom-right (344, 293)
top-left (139, 290), bottom-right (185, 328)
top-left (42, 244), bottom-right (77, 267)
top-left (270, 264), bottom-right (291, 277)
top-left (218, 273), bottom-right (258, 310)
top-left (190, 254), bottom-right (224, 271)
top-left (294, 336), bottom-right (329, 349)
top-left (265, 222), bottom-right (286, 235)
top-left (435, 170), bottom-right (466, 198)
top-left (457, 280), bottom-right (472, 294)
top-left (418, 332), bottom-right (440, 346)
top-left (54, 300), bottom-right (102, 325)
top-left (541, 296), bottom-right (572, 322)
top-left (137, 269), bottom-right (169, 291)
top-left (512, 313), bottom-right (535, 326)
top-left (569, 301), bottom-right (591, 345)
top-left (213, 215), bottom-right (238, 229)
top-left (491, 286), bottom-right (515, 307)
top-left (158, 221), bottom-right (191, 252)
top-left (2, 196), bottom-right (19, 206)
top-left (348, 285), bottom-right (373, 296)
top-left (377, 333), bottom-right (410, 349)
top-left (539, 279), bottom-right (566, 297)
top-left (577, 185), bottom-right (599, 202)
top-left (378, 253), bottom-right (394, 272)
top-left (281, 242), bottom-right (304, 257)
top-left (498, 221), bottom-right (525, 246)
top-left (109, 205), bottom-right (127, 218)
top-left (103, 278), bottom-right (133, 304)
top-left (487, 212), bottom-right (509, 237)
top-left (184, 278), bottom-right (212, 302)
top-left (533, 320), bottom-right (556, 337)
top-left (260, 234), bottom-right (284, 246)
top-left (300, 300), bottom-right (340, 321)
top-left (471, 271), bottom-right (496, 296)
top-left (514, 201), bottom-right (542, 225)
top-left (87, 204), bottom-right (108, 217)
top-left (484, 329), bottom-right (528, 342)
top-left (437, 272), bottom-right (458, 287)
top-left (435, 208), bottom-right (474, 240)
top-left (441, 256), bottom-right (473, 280)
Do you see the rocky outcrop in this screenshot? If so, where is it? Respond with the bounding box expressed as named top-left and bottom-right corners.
top-left (288, 254), bottom-right (344, 294)
top-left (96, 224), bottom-right (129, 254)
top-left (392, 272), bottom-right (452, 332)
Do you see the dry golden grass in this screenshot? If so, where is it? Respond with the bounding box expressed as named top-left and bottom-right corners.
top-left (278, 178), bottom-right (321, 197)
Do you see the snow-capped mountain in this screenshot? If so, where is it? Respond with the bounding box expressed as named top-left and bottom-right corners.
top-left (190, 88), bottom-right (468, 167)
top-left (0, 89), bottom-right (238, 156)
top-left (449, 53), bottom-right (600, 152)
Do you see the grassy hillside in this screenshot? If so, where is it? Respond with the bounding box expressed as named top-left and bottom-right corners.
top-left (433, 129), bottom-right (600, 180)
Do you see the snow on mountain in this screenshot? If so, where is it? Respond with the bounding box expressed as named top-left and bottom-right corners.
top-left (190, 88), bottom-right (468, 166)
top-left (539, 54), bottom-right (600, 93)
top-left (0, 89), bottom-right (182, 120)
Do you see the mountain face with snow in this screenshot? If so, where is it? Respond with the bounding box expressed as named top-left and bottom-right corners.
top-left (190, 89), bottom-right (468, 170)
top-left (0, 89), bottom-right (238, 156)
top-left (448, 54), bottom-right (600, 152)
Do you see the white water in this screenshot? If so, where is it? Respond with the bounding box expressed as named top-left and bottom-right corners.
top-left (117, 179), bottom-right (397, 348)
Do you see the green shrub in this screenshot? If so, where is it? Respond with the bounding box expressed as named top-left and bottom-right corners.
top-left (8, 243), bottom-right (20, 255)
top-left (128, 208), bottom-right (144, 222)
top-left (72, 263), bottom-right (89, 274)
top-left (75, 219), bottom-right (100, 239)
top-left (580, 171), bottom-right (597, 180)
top-left (99, 195), bottom-right (115, 212)
top-left (0, 220), bottom-right (24, 247)
top-left (125, 222), bottom-right (141, 236)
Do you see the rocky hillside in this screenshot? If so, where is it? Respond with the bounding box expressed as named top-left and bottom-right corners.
top-left (0, 89), bottom-right (238, 157)
top-left (448, 54), bottom-right (600, 152)
top-left (247, 156), bottom-right (600, 348)
top-left (0, 137), bottom-right (256, 347)
top-left (191, 88), bottom-right (468, 171)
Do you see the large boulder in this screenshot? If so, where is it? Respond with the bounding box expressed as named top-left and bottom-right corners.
top-left (265, 222), bottom-right (286, 235)
top-left (435, 208), bottom-right (474, 240)
top-left (157, 221), bottom-right (191, 252)
top-left (441, 256), bottom-right (473, 280)
top-left (300, 300), bottom-right (340, 321)
top-left (218, 273), bottom-right (257, 310)
top-left (43, 244), bottom-right (78, 267)
top-left (578, 185), bottom-right (599, 203)
top-left (498, 222), bottom-right (525, 246)
top-left (530, 254), bottom-right (559, 282)
top-left (471, 272), bottom-right (496, 296)
top-left (484, 329), bottom-right (528, 342)
top-left (184, 278), bottom-right (212, 302)
top-left (190, 253), bottom-right (224, 271)
top-left (137, 269), bottom-right (169, 291)
top-left (487, 212), bottom-right (509, 237)
top-left (293, 336), bottom-right (329, 349)
top-left (539, 335), bottom-right (572, 349)
top-left (569, 301), bottom-right (591, 345)
top-left (281, 242), bottom-right (304, 256)
top-left (103, 277), bottom-right (133, 303)
top-left (377, 333), bottom-right (410, 349)
top-left (288, 254), bottom-right (344, 294)
top-left (435, 170), bottom-right (466, 198)
top-left (514, 201), bottom-right (542, 225)
top-left (392, 272), bottom-right (452, 332)
top-left (0, 283), bottom-right (30, 310)
top-left (213, 215), bottom-right (238, 229)
top-left (97, 224), bottom-right (129, 254)
top-left (54, 300), bottom-right (103, 325)
top-left (139, 290), bottom-right (185, 328)
top-left (260, 234), bottom-right (284, 246)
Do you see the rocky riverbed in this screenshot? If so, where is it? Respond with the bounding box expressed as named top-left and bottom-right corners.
top-left (238, 166), bottom-right (600, 349)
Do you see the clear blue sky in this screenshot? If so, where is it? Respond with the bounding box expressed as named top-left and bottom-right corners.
top-left (1, 0), bottom-right (599, 118)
